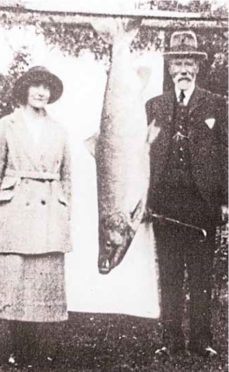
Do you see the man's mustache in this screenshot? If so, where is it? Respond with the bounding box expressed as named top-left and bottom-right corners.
top-left (178, 76), bottom-right (192, 82)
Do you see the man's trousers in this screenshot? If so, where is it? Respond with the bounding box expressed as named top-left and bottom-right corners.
top-left (153, 220), bottom-right (215, 346)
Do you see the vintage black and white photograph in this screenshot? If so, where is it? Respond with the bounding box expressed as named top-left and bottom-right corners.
top-left (0, 0), bottom-right (228, 371)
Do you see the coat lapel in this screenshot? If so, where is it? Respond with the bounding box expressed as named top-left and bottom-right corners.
top-left (9, 108), bottom-right (51, 170)
top-left (188, 86), bottom-right (207, 114)
top-left (38, 118), bottom-right (58, 165)
top-left (162, 90), bottom-right (175, 126)
top-left (149, 91), bottom-right (175, 186)
top-left (161, 87), bottom-right (208, 128)
top-left (160, 91), bottom-right (175, 142)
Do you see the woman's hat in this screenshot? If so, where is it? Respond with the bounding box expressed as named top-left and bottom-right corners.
top-left (13, 66), bottom-right (63, 104)
top-left (164, 30), bottom-right (207, 60)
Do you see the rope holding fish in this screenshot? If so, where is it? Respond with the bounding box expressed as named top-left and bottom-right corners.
top-left (91, 17), bottom-right (141, 46)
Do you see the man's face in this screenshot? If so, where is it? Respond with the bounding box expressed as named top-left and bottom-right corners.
top-left (168, 57), bottom-right (199, 91)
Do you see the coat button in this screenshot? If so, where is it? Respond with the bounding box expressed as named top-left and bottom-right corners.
top-left (26, 202), bottom-right (30, 206)
top-left (41, 200), bottom-right (46, 205)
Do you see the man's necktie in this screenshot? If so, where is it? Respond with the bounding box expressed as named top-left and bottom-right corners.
top-left (179, 89), bottom-right (185, 104)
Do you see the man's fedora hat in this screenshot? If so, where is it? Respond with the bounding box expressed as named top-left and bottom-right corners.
top-left (13, 66), bottom-right (63, 104)
top-left (164, 30), bottom-right (207, 60)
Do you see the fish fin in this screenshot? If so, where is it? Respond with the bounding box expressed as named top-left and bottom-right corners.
top-left (110, 225), bottom-right (135, 270)
top-left (146, 119), bottom-right (160, 144)
top-left (84, 132), bottom-right (99, 157)
top-left (136, 66), bottom-right (151, 88)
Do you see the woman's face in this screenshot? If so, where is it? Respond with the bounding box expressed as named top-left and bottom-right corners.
top-left (27, 83), bottom-right (51, 109)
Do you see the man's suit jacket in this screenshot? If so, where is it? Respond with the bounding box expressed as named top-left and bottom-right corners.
top-left (145, 86), bottom-right (228, 217)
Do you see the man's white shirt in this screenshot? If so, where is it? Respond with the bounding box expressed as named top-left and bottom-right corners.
top-left (175, 82), bottom-right (195, 106)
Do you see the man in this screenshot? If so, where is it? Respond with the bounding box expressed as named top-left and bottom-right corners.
top-left (145, 30), bottom-right (228, 357)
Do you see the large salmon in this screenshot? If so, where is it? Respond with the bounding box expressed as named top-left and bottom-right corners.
top-left (87, 19), bottom-right (159, 274)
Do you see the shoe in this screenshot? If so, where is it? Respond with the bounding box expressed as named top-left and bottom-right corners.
top-left (155, 341), bottom-right (185, 356)
top-left (189, 343), bottom-right (218, 357)
top-left (8, 354), bottom-right (19, 367)
top-left (38, 355), bottom-right (55, 367)
top-left (47, 356), bottom-right (54, 362)
top-left (155, 346), bottom-right (169, 356)
top-left (157, 325), bottom-right (185, 355)
top-left (8, 353), bottom-right (33, 368)
top-left (203, 346), bottom-right (218, 357)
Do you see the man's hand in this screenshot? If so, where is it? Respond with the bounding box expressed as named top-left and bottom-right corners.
top-left (147, 119), bottom-right (161, 144)
top-left (221, 205), bottom-right (229, 224)
top-left (141, 208), bottom-right (153, 223)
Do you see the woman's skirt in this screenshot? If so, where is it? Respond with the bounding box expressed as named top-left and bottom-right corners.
top-left (0, 253), bottom-right (67, 322)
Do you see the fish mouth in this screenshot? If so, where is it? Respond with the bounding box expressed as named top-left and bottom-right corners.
top-left (98, 257), bottom-right (112, 274)
top-left (98, 243), bottom-right (129, 274)
top-left (98, 246), bottom-right (123, 274)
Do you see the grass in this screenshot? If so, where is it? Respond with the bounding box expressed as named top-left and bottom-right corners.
top-left (0, 227), bottom-right (227, 371)
top-left (0, 296), bottom-right (227, 371)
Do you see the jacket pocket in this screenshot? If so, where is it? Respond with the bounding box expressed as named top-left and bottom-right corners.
top-left (0, 177), bottom-right (18, 202)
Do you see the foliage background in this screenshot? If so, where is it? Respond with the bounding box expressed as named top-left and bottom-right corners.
top-left (0, 4), bottom-right (227, 371)
top-left (0, 0), bottom-right (228, 116)
top-left (0, 1), bottom-right (227, 299)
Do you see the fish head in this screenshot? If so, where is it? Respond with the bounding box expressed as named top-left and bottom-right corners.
top-left (98, 211), bottom-right (134, 274)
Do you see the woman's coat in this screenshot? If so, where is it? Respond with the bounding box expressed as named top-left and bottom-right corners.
top-left (0, 108), bottom-right (72, 254)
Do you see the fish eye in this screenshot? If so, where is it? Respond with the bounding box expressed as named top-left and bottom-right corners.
top-left (106, 241), bottom-right (111, 247)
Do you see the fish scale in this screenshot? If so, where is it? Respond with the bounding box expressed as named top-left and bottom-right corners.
top-left (95, 41), bottom-right (151, 274)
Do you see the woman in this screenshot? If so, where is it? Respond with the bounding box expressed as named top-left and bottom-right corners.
top-left (0, 66), bottom-right (72, 367)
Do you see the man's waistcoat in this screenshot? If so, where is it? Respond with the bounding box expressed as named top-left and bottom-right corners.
top-left (145, 86), bottom-right (228, 213)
